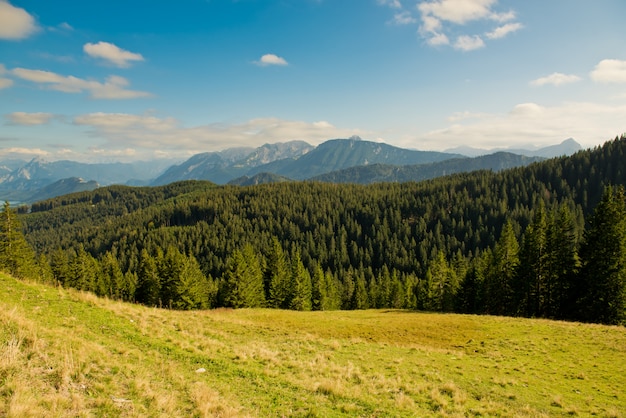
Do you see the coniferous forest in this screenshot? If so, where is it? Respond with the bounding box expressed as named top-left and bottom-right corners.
top-left (2, 135), bottom-right (626, 325)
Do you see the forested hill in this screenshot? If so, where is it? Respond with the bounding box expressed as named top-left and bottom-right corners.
top-left (14, 135), bottom-right (626, 324)
top-left (310, 152), bottom-right (544, 184)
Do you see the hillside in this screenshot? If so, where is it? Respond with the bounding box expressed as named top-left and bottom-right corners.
top-left (1, 138), bottom-right (582, 202)
top-left (18, 136), bottom-right (626, 323)
top-left (311, 152), bottom-right (544, 184)
top-left (1, 273), bottom-right (624, 417)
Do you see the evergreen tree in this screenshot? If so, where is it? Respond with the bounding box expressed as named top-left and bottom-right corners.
top-left (423, 251), bottom-right (458, 312)
top-left (266, 237), bottom-right (292, 309)
top-left (577, 185), bottom-right (626, 324)
top-left (547, 205), bottom-right (580, 319)
top-left (311, 263), bottom-right (327, 310)
top-left (290, 248), bottom-right (312, 311)
top-left (485, 221), bottom-right (519, 315)
top-left (136, 249), bottom-right (161, 306)
top-left (68, 246), bottom-right (98, 292)
top-left (456, 264), bottom-right (484, 314)
top-left (174, 254), bottom-right (210, 310)
top-left (322, 269), bottom-right (342, 310)
top-left (0, 201), bottom-right (37, 279)
top-left (223, 245), bottom-right (265, 308)
top-left (350, 269), bottom-right (369, 310)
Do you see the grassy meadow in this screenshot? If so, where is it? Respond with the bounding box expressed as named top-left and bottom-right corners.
top-left (1, 273), bottom-right (624, 417)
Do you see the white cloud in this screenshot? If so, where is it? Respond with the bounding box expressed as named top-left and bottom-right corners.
top-left (72, 113), bottom-right (365, 155)
top-left (256, 54), bottom-right (288, 67)
top-left (426, 32), bottom-right (450, 46)
top-left (417, 0), bottom-right (520, 50)
top-left (0, 147), bottom-right (50, 160)
top-left (418, 0), bottom-right (498, 25)
top-left (415, 101), bottom-right (626, 151)
top-left (485, 22), bottom-right (523, 39)
top-left (377, 0), bottom-right (402, 9)
top-left (530, 72), bottom-right (582, 87)
top-left (590, 59), bottom-right (626, 84)
top-left (11, 67), bottom-right (152, 99)
top-left (0, 78), bottom-right (12, 89)
top-left (392, 11), bottom-right (417, 25)
top-left (0, 1), bottom-right (39, 40)
top-left (6, 112), bottom-right (54, 125)
top-left (454, 35), bottom-right (484, 51)
top-left (83, 41), bottom-right (145, 68)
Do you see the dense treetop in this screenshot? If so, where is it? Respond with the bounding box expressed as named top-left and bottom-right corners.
top-left (6, 135), bottom-right (626, 324)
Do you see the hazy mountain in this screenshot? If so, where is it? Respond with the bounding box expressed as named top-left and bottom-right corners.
top-left (311, 152), bottom-right (544, 184)
top-left (152, 141), bottom-right (313, 185)
top-left (232, 141), bottom-right (314, 168)
top-left (228, 172), bottom-right (293, 186)
top-left (27, 177), bottom-right (99, 203)
top-left (0, 158), bottom-right (173, 203)
top-left (446, 138), bottom-right (582, 158)
top-left (0, 137), bottom-right (580, 203)
top-left (247, 137), bottom-right (464, 180)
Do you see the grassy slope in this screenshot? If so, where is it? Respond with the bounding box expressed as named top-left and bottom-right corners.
top-left (1, 274), bottom-right (624, 417)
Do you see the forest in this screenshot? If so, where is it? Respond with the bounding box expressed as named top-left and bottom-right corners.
top-left (1, 135), bottom-right (625, 325)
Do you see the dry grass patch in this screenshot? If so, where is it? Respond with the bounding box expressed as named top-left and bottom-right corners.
top-left (2, 275), bottom-right (625, 417)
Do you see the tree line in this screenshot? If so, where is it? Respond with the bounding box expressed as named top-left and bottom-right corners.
top-left (1, 135), bottom-right (624, 324)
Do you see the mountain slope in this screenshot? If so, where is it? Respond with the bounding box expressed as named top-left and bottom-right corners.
top-left (311, 152), bottom-right (544, 184)
top-left (227, 172), bottom-right (292, 186)
top-left (152, 141), bottom-right (312, 185)
top-left (246, 137), bottom-right (465, 180)
top-left (446, 138), bottom-right (583, 158)
top-left (2, 273), bottom-right (624, 416)
top-left (0, 158), bottom-right (173, 202)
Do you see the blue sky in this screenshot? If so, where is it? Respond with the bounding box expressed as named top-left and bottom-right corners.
top-left (1, 0), bottom-right (625, 162)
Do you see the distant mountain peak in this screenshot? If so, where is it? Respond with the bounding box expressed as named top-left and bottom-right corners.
top-left (445, 138), bottom-right (582, 158)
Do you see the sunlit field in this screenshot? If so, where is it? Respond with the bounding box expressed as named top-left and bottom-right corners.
top-left (1, 273), bottom-right (624, 417)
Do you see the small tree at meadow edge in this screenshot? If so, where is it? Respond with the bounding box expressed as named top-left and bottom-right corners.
top-left (577, 185), bottom-right (626, 325)
top-left (0, 201), bottom-right (37, 279)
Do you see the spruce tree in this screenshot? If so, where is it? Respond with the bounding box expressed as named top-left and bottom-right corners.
top-left (290, 248), bottom-right (312, 311)
top-left (266, 237), bottom-right (292, 308)
top-left (485, 220), bottom-right (519, 315)
top-left (578, 185), bottom-right (626, 324)
top-left (136, 249), bottom-right (161, 306)
top-left (0, 201), bottom-right (37, 279)
top-left (223, 245), bottom-right (265, 308)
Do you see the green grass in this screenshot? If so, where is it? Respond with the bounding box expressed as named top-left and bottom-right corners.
top-left (1, 273), bottom-right (624, 417)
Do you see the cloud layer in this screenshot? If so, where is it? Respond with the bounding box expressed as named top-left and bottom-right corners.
top-left (590, 59), bottom-right (626, 84)
top-left (83, 42), bottom-right (145, 68)
top-left (415, 101), bottom-right (626, 150)
top-left (10, 66), bottom-right (152, 99)
top-left (379, 0), bottom-right (522, 51)
top-left (6, 112), bottom-right (54, 125)
top-left (72, 113), bottom-right (363, 158)
top-left (530, 72), bottom-right (582, 87)
top-left (0, 1), bottom-right (38, 40)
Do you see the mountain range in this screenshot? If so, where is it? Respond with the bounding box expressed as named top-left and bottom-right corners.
top-left (0, 137), bottom-right (582, 204)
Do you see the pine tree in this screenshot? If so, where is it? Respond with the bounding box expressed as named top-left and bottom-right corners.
top-left (0, 201), bottom-right (37, 279)
top-left (290, 248), bottom-right (312, 311)
top-left (547, 205), bottom-right (580, 319)
top-left (311, 263), bottom-right (327, 310)
top-left (424, 251), bottom-right (458, 312)
top-left (174, 254), bottom-right (210, 310)
top-left (136, 249), bottom-right (161, 306)
top-left (577, 185), bottom-right (626, 324)
top-left (223, 245), bottom-right (265, 308)
top-left (485, 220), bottom-right (519, 315)
top-left (266, 237), bottom-right (292, 308)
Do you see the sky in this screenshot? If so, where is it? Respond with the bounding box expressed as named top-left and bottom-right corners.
top-left (1, 0), bottom-right (625, 162)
